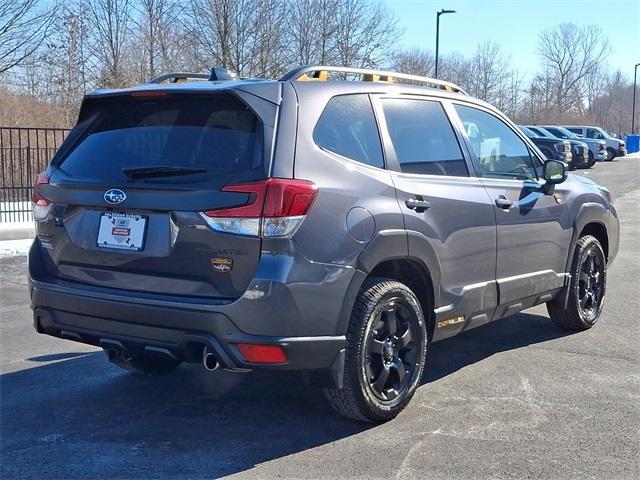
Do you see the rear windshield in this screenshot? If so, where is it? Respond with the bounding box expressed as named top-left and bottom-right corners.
top-left (58, 93), bottom-right (264, 183)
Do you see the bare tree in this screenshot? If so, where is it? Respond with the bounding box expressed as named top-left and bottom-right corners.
top-left (187, 0), bottom-right (252, 74)
top-left (0, 0), bottom-right (58, 73)
top-left (537, 23), bottom-right (611, 114)
top-left (132, 0), bottom-right (175, 79)
top-left (333, 0), bottom-right (399, 68)
top-left (389, 48), bottom-right (435, 77)
top-left (286, 0), bottom-right (338, 65)
top-left (468, 41), bottom-right (511, 104)
top-left (250, 0), bottom-right (290, 78)
top-left (436, 52), bottom-right (470, 89)
top-left (38, 3), bottom-right (94, 124)
top-left (88, 0), bottom-right (133, 87)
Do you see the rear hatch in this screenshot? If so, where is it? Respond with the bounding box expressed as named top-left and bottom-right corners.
top-left (34, 88), bottom-right (278, 299)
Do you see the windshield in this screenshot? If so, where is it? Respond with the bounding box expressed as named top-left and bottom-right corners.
top-left (528, 127), bottom-right (554, 139)
top-left (546, 126), bottom-right (576, 140)
top-left (518, 126), bottom-right (537, 138)
top-left (58, 93), bottom-right (264, 184)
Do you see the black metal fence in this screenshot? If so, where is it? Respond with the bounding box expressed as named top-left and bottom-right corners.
top-left (0, 127), bottom-right (69, 222)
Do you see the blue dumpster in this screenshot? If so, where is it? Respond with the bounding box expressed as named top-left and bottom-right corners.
top-left (626, 135), bottom-right (640, 153)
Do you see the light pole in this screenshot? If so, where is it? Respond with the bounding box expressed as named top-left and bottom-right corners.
top-left (632, 62), bottom-right (640, 134)
top-left (435, 9), bottom-right (456, 79)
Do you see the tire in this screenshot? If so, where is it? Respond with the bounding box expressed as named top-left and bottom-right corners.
top-left (105, 348), bottom-right (181, 375)
top-left (323, 278), bottom-right (428, 422)
top-left (587, 151), bottom-right (595, 167)
top-left (547, 235), bottom-right (607, 331)
top-left (606, 148), bottom-right (616, 161)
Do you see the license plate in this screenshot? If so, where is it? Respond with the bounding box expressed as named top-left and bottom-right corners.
top-left (97, 212), bottom-right (147, 251)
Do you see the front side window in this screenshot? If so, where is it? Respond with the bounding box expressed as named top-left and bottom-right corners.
top-left (313, 94), bottom-right (384, 168)
top-left (454, 104), bottom-right (537, 180)
top-left (586, 128), bottom-right (606, 140)
top-left (380, 98), bottom-right (468, 176)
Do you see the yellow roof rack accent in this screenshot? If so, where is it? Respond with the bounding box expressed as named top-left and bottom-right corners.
top-left (298, 70), bottom-right (329, 81)
top-left (280, 65), bottom-right (467, 95)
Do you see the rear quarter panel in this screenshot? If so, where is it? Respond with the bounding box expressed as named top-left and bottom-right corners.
top-left (289, 83), bottom-right (404, 266)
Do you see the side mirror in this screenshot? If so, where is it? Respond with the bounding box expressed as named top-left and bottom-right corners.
top-left (543, 160), bottom-right (567, 191)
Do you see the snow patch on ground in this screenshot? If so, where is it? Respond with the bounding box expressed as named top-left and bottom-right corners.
top-left (0, 238), bottom-right (33, 258)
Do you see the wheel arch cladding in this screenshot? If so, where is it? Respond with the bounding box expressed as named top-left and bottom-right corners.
top-left (579, 222), bottom-right (608, 260)
top-left (368, 259), bottom-right (436, 343)
top-left (338, 229), bottom-right (438, 341)
top-left (568, 202), bottom-right (610, 270)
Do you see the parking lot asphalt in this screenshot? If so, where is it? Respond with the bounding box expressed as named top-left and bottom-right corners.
top-left (1, 157), bottom-right (638, 480)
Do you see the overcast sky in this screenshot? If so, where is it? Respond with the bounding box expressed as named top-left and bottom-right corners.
top-left (383, 0), bottom-right (640, 80)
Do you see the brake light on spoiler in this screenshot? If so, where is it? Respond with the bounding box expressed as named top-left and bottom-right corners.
top-left (200, 178), bottom-right (318, 237)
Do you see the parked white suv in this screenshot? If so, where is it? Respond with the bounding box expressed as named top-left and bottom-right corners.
top-left (564, 126), bottom-right (626, 160)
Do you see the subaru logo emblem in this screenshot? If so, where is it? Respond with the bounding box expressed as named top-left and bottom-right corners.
top-left (104, 189), bottom-right (126, 205)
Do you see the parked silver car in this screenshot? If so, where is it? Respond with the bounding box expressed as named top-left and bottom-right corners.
top-left (564, 125), bottom-right (626, 160)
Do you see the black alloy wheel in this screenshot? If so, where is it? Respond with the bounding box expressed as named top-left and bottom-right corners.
top-left (362, 299), bottom-right (420, 403)
top-left (323, 278), bottom-right (428, 422)
top-left (577, 245), bottom-right (605, 321)
top-left (547, 235), bottom-right (607, 330)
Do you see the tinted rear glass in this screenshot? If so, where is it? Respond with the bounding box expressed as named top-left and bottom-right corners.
top-left (313, 94), bottom-right (384, 168)
top-left (59, 93), bottom-right (263, 183)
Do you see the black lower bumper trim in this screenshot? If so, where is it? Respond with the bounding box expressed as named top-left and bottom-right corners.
top-left (33, 305), bottom-right (345, 371)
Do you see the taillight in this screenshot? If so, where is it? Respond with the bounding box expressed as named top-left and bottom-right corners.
top-left (200, 178), bottom-right (317, 237)
top-left (32, 172), bottom-right (51, 222)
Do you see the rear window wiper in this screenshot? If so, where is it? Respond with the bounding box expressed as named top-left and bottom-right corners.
top-left (122, 166), bottom-right (207, 179)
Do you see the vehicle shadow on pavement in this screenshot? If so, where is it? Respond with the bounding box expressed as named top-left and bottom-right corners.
top-left (1, 311), bottom-right (571, 479)
top-left (0, 351), bottom-right (370, 479)
top-left (425, 311), bottom-right (571, 383)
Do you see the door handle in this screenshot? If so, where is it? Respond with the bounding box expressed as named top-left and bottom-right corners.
top-left (405, 197), bottom-right (431, 213)
top-left (495, 196), bottom-right (513, 209)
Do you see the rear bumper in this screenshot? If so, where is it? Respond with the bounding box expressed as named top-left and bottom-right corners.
top-left (28, 239), bottom-right (352, 371)
top-left (30, 281), bottom-right (345, 370)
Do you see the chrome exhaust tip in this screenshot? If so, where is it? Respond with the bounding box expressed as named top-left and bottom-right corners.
top-left (202, 347), bottom-right (220, 371)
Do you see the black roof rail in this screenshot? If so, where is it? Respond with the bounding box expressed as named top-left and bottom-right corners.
top-left (149, 67), bottom-right (238, 84)
top-left (280, 65), bottom-right (468, 95)
top-left (149, 72), bottom-right (209, 84)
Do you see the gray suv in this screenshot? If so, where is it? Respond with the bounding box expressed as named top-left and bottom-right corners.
top-left (29, 66), bottom-right (619, 422)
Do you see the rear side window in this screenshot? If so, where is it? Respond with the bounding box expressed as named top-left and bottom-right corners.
top-left (58, 93), bottom-right (264, 183)
top-left (313, 94), bottom-right (384, 168)
top-left (381, 98), bottom-right (468, 176)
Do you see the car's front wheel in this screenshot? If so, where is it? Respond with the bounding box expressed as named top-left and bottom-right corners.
top-left (323, 278), bottom-right (428, 422)
top-left (606, 147), bottom-right (616, 161)
top-left (547, 235), bottom-right (607, 330)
